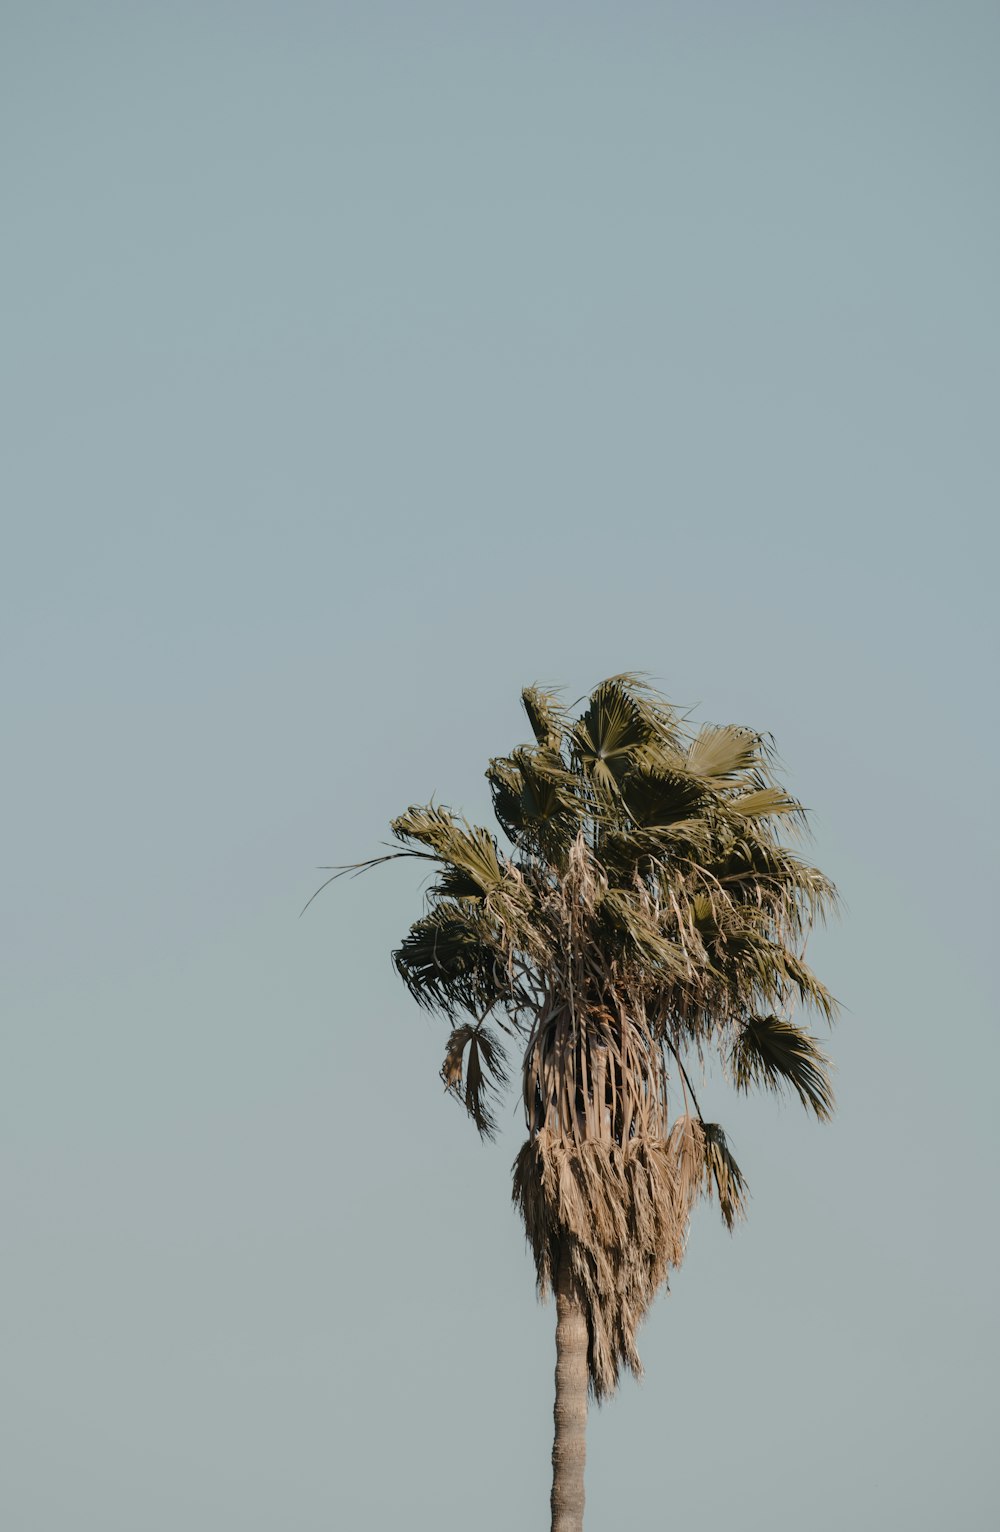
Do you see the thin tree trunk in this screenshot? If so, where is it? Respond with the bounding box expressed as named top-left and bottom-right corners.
top-left (550, 1257), bottom-right (588, 1532)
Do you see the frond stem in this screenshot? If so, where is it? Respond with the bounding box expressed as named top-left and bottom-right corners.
top-left (665, 1038), bottom-right (706, 1123)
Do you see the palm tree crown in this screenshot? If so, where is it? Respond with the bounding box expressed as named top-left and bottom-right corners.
top-left (338, 676), bottom-right (837, 1400)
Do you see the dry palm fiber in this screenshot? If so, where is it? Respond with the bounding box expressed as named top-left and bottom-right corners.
top-left (513, 1134), bottom-right (682, 1398)
top-left (513, 1114), bottom-right (747, 1399)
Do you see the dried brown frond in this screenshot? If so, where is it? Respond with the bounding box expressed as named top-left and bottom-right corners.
top-left (667, 1115), bottom-right (748, 1231)
top-left (665, 1112), bottom-right (705, 1219)
top-left (513, 1131), bottom-right (691, 1399)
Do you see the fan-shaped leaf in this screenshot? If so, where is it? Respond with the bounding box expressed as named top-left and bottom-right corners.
top-left (572, 678), bottom-right (650, 791)
top-left (392, 805), bottom-right (505, 894)
top-left (732, 1013), bottom-right (835, 1119)
top-left (521, 685), bottom-right (567, 751)
top-left (686, 724), bottom-right (759, 782)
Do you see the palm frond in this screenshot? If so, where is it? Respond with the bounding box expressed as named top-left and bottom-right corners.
top-left (776, 950), bottom-right (839, 1022)
top-left (521, 685), bottom-right (567, 751)
top-left (393, 903), bottom-right (504, 1016)
top-left (715, 836), bottom-right (839, 925)
top-left (732, 1013), bottom-right (835, 1120)
top-left (617, 761), bottom-right (707, 832)
top-left (599, 889), bottom-right (693, 980)
top-left (702, 1123), bottom-right (748, 1229)
top-left (300, 848), bottom-right (439, 915)
top-left (485, 757), bottom-right (528, 843)
top-left (441, 1023), bottom-right (510, 1139)
top-left (665, 1112), bottom-right (705, 1217)
top-left (667, 1115), bottom-right (748, 1231)
top-left (391, 804), bottom-right (506, 897)
top-left (486, 746), bottom-right (585, 863)
top-left (686, 724), bottom-right (760, 782)
top-left (728, 785), bottom-right (806, 826)
top-left (571, 678), bottom-right (651, 797)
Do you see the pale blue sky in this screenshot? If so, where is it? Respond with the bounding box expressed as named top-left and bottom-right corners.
top-left (3, 4), bottom-right (997, 1528)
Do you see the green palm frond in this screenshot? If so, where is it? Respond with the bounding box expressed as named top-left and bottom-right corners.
top-left (514, 749), bottom-right (581, 827)
top-left (485, 757), bottom-right (527, 843)
top-left (441, 1023), bottom-right (510, 1139)
top-left (571, 677), bottom-right (651, 798)
top-left (701, 1123), bottom-right (748, 1230)
top-left (618, 762), bottom-right (707, 831)
top-left (521, 685), bottom-right (567, 752)
top-left (598, 889), bottom-right (694, 980)
top-left (732, 1013), bottom-right (835, 1120)
top-left (391, 804), bottom-right (506, 894)
top-left (763, 946), bottom-right (837, 1021)
top-left (696, 923), bottom-right (835, 1027)
top-left (624, 681), bottom-right (686, 756)
top-left (715, 835), bottom-right (838, 920)
top-left (486, 746), bottom-right (584, 863)
top-left (393, 903), bottom-right (503, 1016)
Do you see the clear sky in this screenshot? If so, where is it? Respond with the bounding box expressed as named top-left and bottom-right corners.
top-left (3, 3), bottom-right (997, 1528)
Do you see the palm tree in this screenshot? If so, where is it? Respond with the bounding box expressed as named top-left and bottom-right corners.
top-left (323, 676), bottom-right (837, 1532)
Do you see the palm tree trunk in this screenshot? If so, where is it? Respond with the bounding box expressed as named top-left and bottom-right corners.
top-left (550, 1257), bottom-right (588, 1532)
